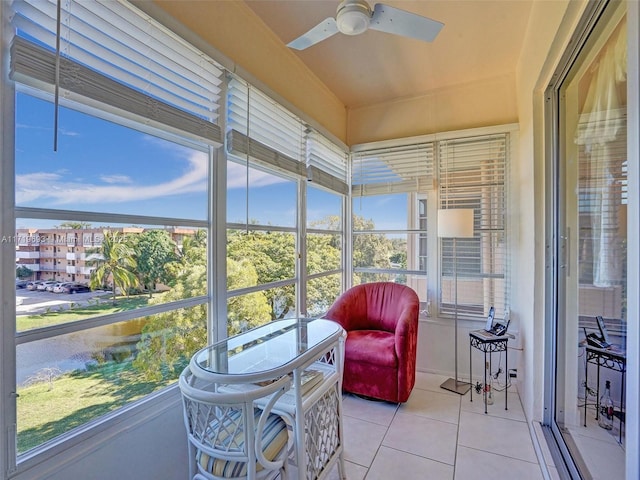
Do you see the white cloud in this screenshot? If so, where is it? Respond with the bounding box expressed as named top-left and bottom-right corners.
top-left (227, 161), bottom-right (288, 189)
top-left (100, 174), bottom-right (133, 184)
top-left (16, 151), bottom-right (208, 206)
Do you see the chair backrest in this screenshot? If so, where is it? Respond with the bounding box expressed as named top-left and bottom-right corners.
top-left (179, 366), bottom-right (291, 479)
top-left (326, 282), bottom-right (419, 333)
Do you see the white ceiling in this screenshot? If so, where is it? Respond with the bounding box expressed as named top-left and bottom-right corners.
top-left (244, 0), bottom-right (534, 109)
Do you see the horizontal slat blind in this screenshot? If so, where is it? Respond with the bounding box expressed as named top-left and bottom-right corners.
top-left (575, 110), bottom-right (627, 288)
top-left (305, 129), bottom-right (348, 195)
top-left (226, 130), bottom-right (307, 178)
top-left (352, 143), bottom-right (434, 196)
top-left (439, 133), bottom-right (508, 318)
top-left (227, 77), bottom-right (305, 174)
top-left (10, 0), bottom-right (224, 144)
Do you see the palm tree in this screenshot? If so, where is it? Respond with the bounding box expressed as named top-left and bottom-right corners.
top-left (87, 230), bottom-right (138, 304)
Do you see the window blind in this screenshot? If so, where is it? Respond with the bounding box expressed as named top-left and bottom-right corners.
top-left (10, 0), bottom-right (224, 144)
top-left (227, 76), bottom-right (305, 176)
top-left (439, 133), bottom-right (509, 318)
top-left (305, 129), bottom-right (348, 195)
top-left (352, 143), bottom-right (434, 196)
top-left (576, 110), bottom-right (627, 290)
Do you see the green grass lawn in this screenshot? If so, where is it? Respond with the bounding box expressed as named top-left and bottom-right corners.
top-left (17, 296), bottom-right (151, 331)
top-left (16, 360), bottom-right (178, 453)
top-left (15, 292), bottom-right (183, 453)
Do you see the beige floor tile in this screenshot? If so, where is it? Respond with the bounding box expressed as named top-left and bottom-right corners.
top-left (399, 387), bottom-right (461, 425)
top-left (457, 410), bottom-right (538, 463)
top-left (367, 446), bottom-right (454, 480)
top-left (461, 389), bottom-right (526, 422)
top-left (382, 411), bottom-right (458, 465)
top-left (324, 460), bottom-right (368, 480)
top-left (341, 415), bottom-right (388, 467)
top-left (342, 393), bottom-right (399, 427)
top-left (414, 371), bottom-right (466, 397)
top-left (454, 446), bottom-right (544, 480)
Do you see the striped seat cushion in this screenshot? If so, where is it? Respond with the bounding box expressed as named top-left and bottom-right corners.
top-left (197, 408), bottom-right (288, 478)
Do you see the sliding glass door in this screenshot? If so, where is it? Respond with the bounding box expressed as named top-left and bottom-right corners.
top-left (549, 2), bottom-right (628, 477)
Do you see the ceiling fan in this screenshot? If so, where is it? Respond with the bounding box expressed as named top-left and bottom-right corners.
top-left (287, 0), bottom-right (444, 50)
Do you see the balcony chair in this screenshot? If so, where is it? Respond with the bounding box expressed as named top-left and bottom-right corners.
top-left (324, 282), bottom-right (420, 403)
top-left (179, 366), bottom-right (292, 480)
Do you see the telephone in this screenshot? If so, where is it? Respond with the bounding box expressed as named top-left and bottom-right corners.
top-left (484, 306), bottom-right (495, 332)
top-left (489, 319), bottom-right (510, 336)
top-left (584, 316), bottom-right (611, 349)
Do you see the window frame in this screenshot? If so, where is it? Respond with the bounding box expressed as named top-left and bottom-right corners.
top-left (4, 0), bottom-right (222, 470)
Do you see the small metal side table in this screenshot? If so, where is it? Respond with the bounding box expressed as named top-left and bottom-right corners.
top-left (584, 345), bottom-right (626, 443)
top-left (469, 330), bottom-right (511, 414)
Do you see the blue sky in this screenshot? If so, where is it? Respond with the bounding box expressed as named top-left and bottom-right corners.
top-left (15, 93), bottom-right (406, 230)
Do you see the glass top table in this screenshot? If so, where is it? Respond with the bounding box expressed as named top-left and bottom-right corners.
top-left (188, 317), bottom-right (346, 480)
top-left (190, 317), bottom-right (344, 383)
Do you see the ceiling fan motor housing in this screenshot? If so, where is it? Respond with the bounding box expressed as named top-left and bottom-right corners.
top-left (336, 0), bottom-right (372, 35)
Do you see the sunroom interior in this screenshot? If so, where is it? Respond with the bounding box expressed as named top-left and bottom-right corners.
top-left (1, 1), bottom-right (639, 480)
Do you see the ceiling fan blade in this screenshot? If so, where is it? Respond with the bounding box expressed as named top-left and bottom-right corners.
top-left (370, 3), bottom-right (443, 42)
top-left (287, 18), bottom-right (339, 50)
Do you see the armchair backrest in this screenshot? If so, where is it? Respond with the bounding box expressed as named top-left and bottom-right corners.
top-left (326, 282), bottom-right (419, 333)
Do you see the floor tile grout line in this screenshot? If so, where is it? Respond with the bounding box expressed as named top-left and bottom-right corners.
top-left (453, 393), bottom-right (463, 480)
top-left (360, 401), bottom-right (400, 479)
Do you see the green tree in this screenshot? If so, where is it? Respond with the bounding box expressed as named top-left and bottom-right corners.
top-left (133, 230), bottom-right (177, 297)
top-left (227, 229), bottom-right (296, 319)
top-left (306, 230), bottom-right (341, 315)
top-left (133, 243), bottom-right (272, 380)
top-left (133, 265), bottom-right (207, 381)
top-left (227, 258), bottom-right (272, 335)
top-left (54, 221), bottom-right (92, 229)
top-left (352, 215), bottom-right (394, 284)
top-left (165, 229), bottom-right (207, 286)
top-left (16, 265), bottom-right (33, 279)
top-left (87, 230), bottom-right (138, 304)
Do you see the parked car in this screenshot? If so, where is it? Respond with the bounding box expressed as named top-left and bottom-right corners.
top-left (15, 280), bottom-right (29, 289)
top-left (26, 280), bottom-right (43, 290)
top-left (52, 282), bottom-right (73, 293)
top-left (45, 282), bottom-right (62, 292)
top-left (63, 283), bottom-right (91, 294)
top-left (37, 281), bottom-right (57, 291)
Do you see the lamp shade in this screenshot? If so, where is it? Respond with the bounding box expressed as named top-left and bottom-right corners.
top-left (437, 209), bottom-right (474, 238)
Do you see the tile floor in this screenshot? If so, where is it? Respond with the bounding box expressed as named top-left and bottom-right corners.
top-left (318, 372), bottom-right (555, 480)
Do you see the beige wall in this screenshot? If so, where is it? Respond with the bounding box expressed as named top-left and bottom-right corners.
top-left (347, 72), bottom-right (518, 145)
top-left (514, 0), bottom-right (588, 422)
top-left (150, 0), bottom-right (347, 144)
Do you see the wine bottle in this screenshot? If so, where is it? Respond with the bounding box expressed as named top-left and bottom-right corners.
top-left (598, 380), bottom-right (614, 430)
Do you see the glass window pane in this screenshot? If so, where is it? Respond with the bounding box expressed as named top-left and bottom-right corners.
top-left (307, 274), bottom-right (342, 318)
top-left (227, 229), bottom-right (295, 287)
top-left (353, 194), bottom-right (408, 230)
top-left (307, 186), bottom-right (342, 229)
top-left (15, 93), bottom-right (208, 220)
top-left (15, 220), bottom-right (207, 332)
top-left (16, 305), bottom-right (207, 453)
top-left (227, 284), bottom-right (296, 336)
top-left (227, 162), bottom-right (297, 227)
top-left (307, 232), bottom-right (341, 274)
top-left (353, 232), bottom-right (423, 271)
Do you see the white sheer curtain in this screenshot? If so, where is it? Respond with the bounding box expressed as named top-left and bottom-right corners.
top-left (574, 19), bottom-right (627, 287)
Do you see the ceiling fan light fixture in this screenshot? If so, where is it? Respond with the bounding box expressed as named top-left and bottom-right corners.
top-left (336, 0), bottom-right (371, 35)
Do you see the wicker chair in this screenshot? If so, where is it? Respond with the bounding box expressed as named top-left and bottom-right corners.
top-left (179, 366), bottom-right (292, 480)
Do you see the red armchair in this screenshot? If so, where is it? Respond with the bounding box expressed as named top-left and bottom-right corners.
top-left (324, 282), bottom-right (420, 403)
